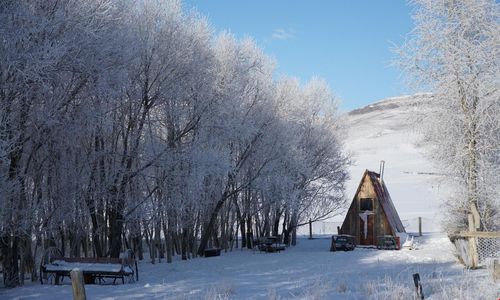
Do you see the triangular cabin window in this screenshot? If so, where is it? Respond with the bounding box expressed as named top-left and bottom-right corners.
top-left (360, 198), bottom-right (373, 211)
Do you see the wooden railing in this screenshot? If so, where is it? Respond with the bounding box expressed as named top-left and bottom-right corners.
top-left (450, 231), bottom-right (500, 269)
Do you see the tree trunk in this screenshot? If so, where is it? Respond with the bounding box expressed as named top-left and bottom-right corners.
top-left (89, 211), bottom-right (103, 257)
top-left (154, 221), bottom-right (162, 262)
top-left (197, 192), bottom-right (231, 256)
top-left (108, 208), bottom-right (124, 258)
top-left (1, 235), bottom-right (20, 288)
top-left (246, 216), bottom-right (253, 249)
top-left (181, 228), bottom-right (188, 260)
top-left (272, 209), bottom-right (281, 237)
top-left (166, 222), bottom-right (173, 263)
top-left (461, 92), bottom-right (481, 231)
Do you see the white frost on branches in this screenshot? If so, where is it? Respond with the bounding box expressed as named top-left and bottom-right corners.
top-left (397, 0), bottom-right (500, 232)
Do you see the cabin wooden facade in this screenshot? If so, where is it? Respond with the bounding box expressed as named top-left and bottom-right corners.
top-left (339, 169), bottom-right (405, 246)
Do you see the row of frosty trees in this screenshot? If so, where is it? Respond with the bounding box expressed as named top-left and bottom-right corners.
top-left (0, 0), bottom-right (350, 287)
top-left (398, 0), bottom-right (500, 234)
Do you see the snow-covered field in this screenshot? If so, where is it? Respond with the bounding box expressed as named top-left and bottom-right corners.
top-left (1, 234), bottom-right (497, 299)
top-left (2, 95), bottom-right (498, 299)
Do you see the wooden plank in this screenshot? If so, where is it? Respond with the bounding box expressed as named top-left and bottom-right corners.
top-left (458, 231), bottom-right (500, 238)
top-left (70, 269), bottom-right (87, 300)
top-left (62, 257), bottom-right (122, 264)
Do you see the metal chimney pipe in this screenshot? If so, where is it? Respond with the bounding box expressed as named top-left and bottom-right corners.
top-left (379, 160), bottom-right (385, 182)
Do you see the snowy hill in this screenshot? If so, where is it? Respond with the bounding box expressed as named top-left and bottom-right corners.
top-left (340, 93), bottom-right (444, 233)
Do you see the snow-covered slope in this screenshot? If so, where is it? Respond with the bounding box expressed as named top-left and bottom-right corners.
top-left (339, 94), bottom-right (444, 232)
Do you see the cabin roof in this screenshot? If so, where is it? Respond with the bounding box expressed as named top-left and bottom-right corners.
top-left (365, 170), bottom-right (405, 233)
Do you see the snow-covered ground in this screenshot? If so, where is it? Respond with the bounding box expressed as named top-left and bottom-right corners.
top-left (2, 234), bottom-right (497, 299)
top-left (3, 95), bottom-right (497, 299)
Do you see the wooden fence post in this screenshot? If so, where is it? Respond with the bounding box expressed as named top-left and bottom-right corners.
top-left (70, 269), bottom-right (87, 300)
top-left (467, 214), bottom-right (479, 268)
top-left (492, 259), bottom-right (500, 282)
top-left (418, 217), bottom-right (422, 237)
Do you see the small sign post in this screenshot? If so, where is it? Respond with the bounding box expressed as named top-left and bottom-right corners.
top-left (412, 273), bottom-right (424, 299)
top-left (418, 217), bottom-right (422, 237)
top-left (308, 219), bottom-right (313, 239)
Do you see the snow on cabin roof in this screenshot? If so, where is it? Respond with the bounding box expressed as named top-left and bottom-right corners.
top-left (366, 170), bottom-right (406, 233)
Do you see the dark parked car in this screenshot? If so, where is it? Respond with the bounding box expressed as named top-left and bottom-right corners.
top-left (330, 235), bottom-right (356, 251)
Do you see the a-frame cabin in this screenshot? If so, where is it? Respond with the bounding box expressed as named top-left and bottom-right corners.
top-left (339, 169), bottom-right (405, 246)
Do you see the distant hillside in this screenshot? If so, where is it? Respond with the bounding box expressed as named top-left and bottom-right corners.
top-left (348, 93), bottom-right (432, 116)
top-left (339, 93), bottom-right (444, 232)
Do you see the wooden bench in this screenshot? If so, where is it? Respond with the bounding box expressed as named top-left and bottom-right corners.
top-left (40, 248), bottom-right (138, 285)
top-left (204, 248), bottom-right (221, 257)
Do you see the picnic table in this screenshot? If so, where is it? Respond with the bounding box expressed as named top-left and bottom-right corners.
top-left (256, 236), bottom-right (286, 253)
top-left (40, 247), bottom-right (138, 285)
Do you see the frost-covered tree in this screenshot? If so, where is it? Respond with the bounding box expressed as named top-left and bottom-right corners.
top-left (272, 78), bottom-right (349, 245)
top-left (0, 0), bottom-right (350, 287)
top-left (398, 0), bottom-right (500, 232)
top-left (0, 0), bottom-right (124, 286)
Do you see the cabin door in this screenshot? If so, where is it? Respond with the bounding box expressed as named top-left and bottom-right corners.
top-left (359, 213), bottom-right (374, 245)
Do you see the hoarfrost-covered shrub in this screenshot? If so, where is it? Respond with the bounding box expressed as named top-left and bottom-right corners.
top-left (335, 282), bottom-right (348, 293)
top-left (267, 289), bottom-right (281, 300)
top-left (363, 270), bottom-right (498, 300)
top-left (204, 281), bottom-right (235, 300)
top-left (363, 276), bottom-right (413, 300)
top-left (300, 278), bottom-right (333, 300)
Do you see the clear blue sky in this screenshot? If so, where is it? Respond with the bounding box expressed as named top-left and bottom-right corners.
top-left (183, 0), bottom-right (414, 111)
